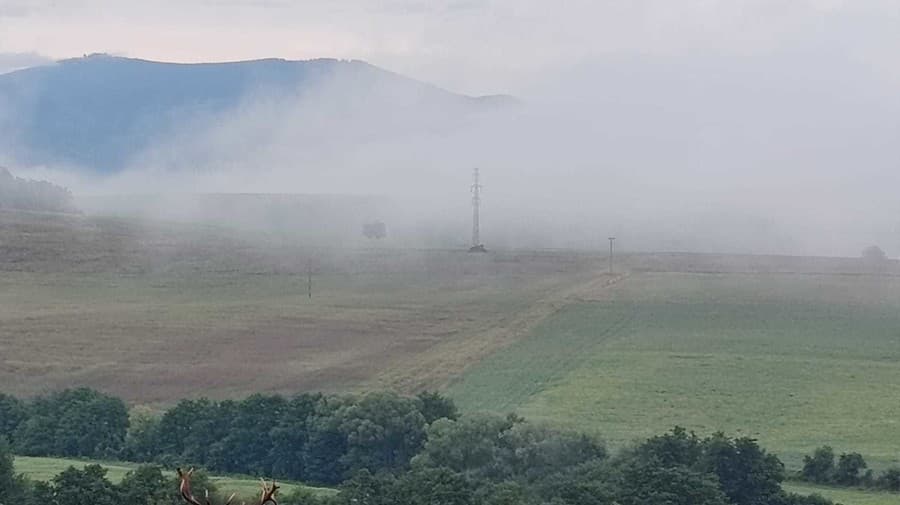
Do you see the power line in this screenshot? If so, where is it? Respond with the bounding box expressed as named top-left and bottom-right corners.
top-left (469, 168), bottom-right (487, 253)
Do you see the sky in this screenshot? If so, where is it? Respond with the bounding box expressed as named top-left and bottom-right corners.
top-left (3, 0), bottom-right (900, 255)
top-left (1, 0), bottom-right (899, 96)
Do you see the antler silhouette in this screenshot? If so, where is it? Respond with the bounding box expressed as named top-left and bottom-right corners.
top-left (178, 468), bottom-right (277, 505)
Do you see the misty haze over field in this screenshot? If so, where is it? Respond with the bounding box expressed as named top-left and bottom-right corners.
top-left (2, 1), bottom-right (900, 256)
top-left (8, 8), bottom-right (900, 503)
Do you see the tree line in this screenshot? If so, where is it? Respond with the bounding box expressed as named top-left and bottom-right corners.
top-left (0, 388), bottom-right (872, 505)
top-left (0, 388), bottom-right (456, 485)
top-left (1, 445), bottom-right (236, 505)
top-left (800, 446), bottom-right (900, 491)
top-left (0, 167), bottom-right (78, 214)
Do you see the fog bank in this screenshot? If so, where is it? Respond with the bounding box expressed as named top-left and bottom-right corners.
top-left (11, 47), bottom-right (900, 257)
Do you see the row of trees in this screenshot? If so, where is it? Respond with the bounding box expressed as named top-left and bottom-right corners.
top-left (0, 167), bottom-right (78, 213)
top-left (1, 389), bottom-right (457, 485)
top-left (321, 422), bottom-right (818, 505)
top-left (0, 388), bottom-right (861, 505)
top-left (1, 440), bottom-right (239, 505)
top-left (0, 389), bottom-right (128, 459)
top-left (2, 420), bottom-right (838, 505)
top-left (801, 446), bottom-right (900, 491)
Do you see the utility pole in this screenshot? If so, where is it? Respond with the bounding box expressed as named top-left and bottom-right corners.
top-left (472, 168), bottom-right (481, 248)
top-left (469, 168), bottom-right (487, 252)
top-left (608, 237), bottom-right (616, 274)
top-left (307, 258), bottom-right (312, 299)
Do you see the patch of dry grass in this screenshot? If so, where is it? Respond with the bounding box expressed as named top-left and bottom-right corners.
top-left (0, 210), bottom-right (595, 403)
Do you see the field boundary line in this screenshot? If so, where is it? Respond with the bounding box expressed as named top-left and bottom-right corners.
top-left (370, 271), bottom-right (630, 393)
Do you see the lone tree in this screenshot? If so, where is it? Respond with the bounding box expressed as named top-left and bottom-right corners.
top-left (362, 221), bottom-right (387, 240)
top-left (861, 245), bottom-right (889, 273)
top-left (862, 245), bottom-right (887, 262)
top-left (802, 446), bottom-right (835, 484)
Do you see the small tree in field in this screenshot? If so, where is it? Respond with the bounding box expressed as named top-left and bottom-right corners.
top-left (363, 221), bottom-right (387, 240)
top-left (861, 245), bottom-right (888, 273)
top-left (802, 446), bottom-right (835, 484)
top-left (834, 452), bottom-right (868, 486)
top-left (862, 245), bottom-right (887, 262)
top-left (877, 467), bottom-right (900, 491)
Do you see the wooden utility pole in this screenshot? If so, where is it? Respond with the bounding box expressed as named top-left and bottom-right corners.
top-left (472, 168), bottom-right (481, 247)
top-left (307, 259), bottom-right (312, 299)
top-left (608, 237), bottom-right (616, 274)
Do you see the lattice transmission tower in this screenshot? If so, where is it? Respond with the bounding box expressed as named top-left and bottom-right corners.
top-left (469, 168), bottom-right (487, 253)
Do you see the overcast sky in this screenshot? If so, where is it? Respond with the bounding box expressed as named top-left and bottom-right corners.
top-left (4, 0), bottom-right (900, 255)
top-left (2, 0), bottom-right (900, 96)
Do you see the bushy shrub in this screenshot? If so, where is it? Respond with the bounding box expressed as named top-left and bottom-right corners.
top-left (876, 467), bottom-right (900, 492)
top-left (834, 452), bottom-right (868, 486)
top-left (801, 446), bottom-right (835, 484)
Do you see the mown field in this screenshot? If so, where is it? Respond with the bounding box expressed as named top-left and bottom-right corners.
top-left (6, 207), bottom-right (900, 496)
top-left (13, 456), bottom-right (335, 499)
top-left (449, 272), bottom-right (900, 470)
top-left (0, 209), bottom-right (599, 403)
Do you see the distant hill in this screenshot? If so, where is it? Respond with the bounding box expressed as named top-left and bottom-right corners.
top-left (78, 192), bottom-right (393, 245)
top-left (0, 166), bottom-right (78, 213)
top-left (0, 54), bottom-right (515, 173)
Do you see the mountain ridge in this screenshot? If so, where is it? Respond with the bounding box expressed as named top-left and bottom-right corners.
top-left (0, 54), bottom-right (516, 173)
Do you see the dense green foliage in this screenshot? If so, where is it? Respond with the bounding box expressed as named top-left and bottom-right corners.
top-left (4, 389), bottom-right (454, 486)
top-left (147, 391), bottom-right (440, 484)
top-left (1, 438), bottom-right (31, 505)
top-left (0, 443), bottom-right (220, 505)
top-left (800, 446), bottom-right (900, 492)
top-left (0, 388), bottom-right (858, 505)
top-left (10, 389), bottom-right (128, 459)
top-left (317, 424), bottom-right (825, 505)
top-left (0, 394), bottom-right (26, 443)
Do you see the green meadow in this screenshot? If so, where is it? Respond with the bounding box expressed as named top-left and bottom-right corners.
top-left (13, 456), bottom-right (336, 499)
top-left (783, 483), bottom-right (900, 505)
top-left (449, 272), bottom-right (900, 470)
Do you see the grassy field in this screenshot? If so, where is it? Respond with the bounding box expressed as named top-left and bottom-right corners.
top-left (783, 483), bottom-right (900, 505)
top-left (13, 456), bottom-right (335, 499)
top-left (449, 272), bottom-right (900, 470)
top-left (0, 210), bottom-right (597, 403)
top-left (15, 456), bottom-right (899, 505)
top-left (6, 208), bottom-right (900, 479)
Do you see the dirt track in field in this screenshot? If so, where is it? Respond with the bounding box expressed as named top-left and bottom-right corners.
top-left (370, 272), bottom-right (628, 393)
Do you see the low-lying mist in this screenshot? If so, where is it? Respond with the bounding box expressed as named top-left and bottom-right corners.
top-left (11, 50), bottom-right (900, 257)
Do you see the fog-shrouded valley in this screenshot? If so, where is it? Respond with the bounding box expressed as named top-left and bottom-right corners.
top-left (3, 3), bottom-right (900, 505)
top-left (3, 50), bottom-right (900, 256)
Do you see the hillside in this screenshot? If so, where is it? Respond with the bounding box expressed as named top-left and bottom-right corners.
top-left (0, 54), bottom-right (514, 172)
top-left (0, 166), bottom-right (77, 213)
top-left (449, 270), bottom-right (900, 470)
top-left (0, 210), bottom-right (594, 401)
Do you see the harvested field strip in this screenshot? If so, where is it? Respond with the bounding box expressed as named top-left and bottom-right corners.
top-left (374, 273), bottom-right (626, 393)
